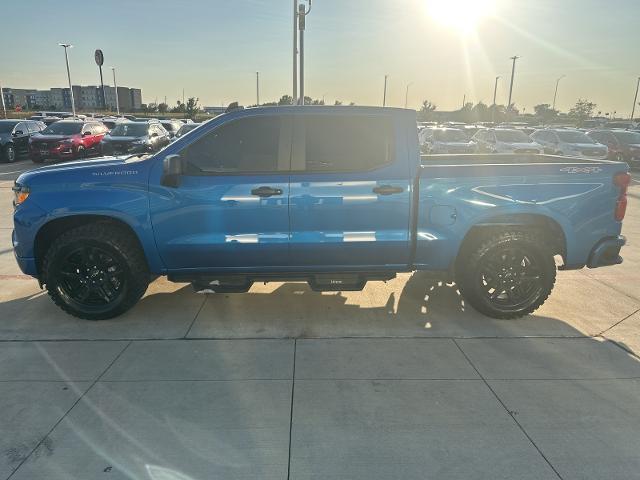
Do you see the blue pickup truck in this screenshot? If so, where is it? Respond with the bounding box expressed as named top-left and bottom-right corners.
top-left (12, 106), bottom-right (630, 320)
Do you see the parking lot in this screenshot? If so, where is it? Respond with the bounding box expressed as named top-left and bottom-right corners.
top-left (1, 158), bottom-right (639, 479)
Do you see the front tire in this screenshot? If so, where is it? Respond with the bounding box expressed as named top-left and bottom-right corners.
top-left (456, 231), bottom-right (556, 319)
top-left (42, 223), bottom-right (149, 320)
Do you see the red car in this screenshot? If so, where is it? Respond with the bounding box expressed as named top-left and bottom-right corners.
top-left (29, 120), bottom-right (108, 163)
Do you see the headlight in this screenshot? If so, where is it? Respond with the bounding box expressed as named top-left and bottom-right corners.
top-left (12, 183), bottom-right (30, 206)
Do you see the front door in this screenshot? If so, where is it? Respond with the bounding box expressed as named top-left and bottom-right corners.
top-left (150, 114), bottom-right (292, 271)
top-left (288, 112), bottom-right (412, 269)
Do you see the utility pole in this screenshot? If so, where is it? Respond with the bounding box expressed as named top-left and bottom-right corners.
top-left (552, 75), bottom-right (565, 111)
top-left (293, 0), bottom-right (298, 104)
top-left (404, 82), bottom-right (412, 109)
top-left (492, 76), bottom-right (500, 123)
top-left (111, 67), bottom-right (120, 115)
top-left (0, 81), bottom-right (6, 119)
top-left (630, 76), bottom-right (640, 121)
top-left (383, 75), bottom-right (388, 107)
top-left (507, 55), bottom-right (520, 112)
top-left (182, 88), bottom-right (185, 106)
top-left (462, 94), bottom-right (466, 109)
top-left (256, 72), bottom-right (260, 106)
top-left (59, 43), bottom-right (76, 117)
top-left (298, 1), bottom-right (312, 105)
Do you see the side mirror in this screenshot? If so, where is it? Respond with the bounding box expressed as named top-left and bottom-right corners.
top-left (82, 131), bottom-right (91, 136)
top-left (161, 154), bottom-right (184, 188)
top-left (151, 132), bottom-right (158, 138)
top-left (13, 130), bottom-right (23, 136)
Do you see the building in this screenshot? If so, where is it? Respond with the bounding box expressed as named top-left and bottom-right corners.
top-left (2, 85), bottom-right (143, 112)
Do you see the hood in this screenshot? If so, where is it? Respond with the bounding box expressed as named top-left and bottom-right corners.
top-left (102, 135), bottom-right (146, 142)
top-left (30, 134), bottom-right (77, 142)
top-left (0, 132), bottom-right (11, 143)
top-left (16, 156), bottom-right (138, 185)
top-left (498, 141), bottom-right (541, 149)
top-left (563, 142), bottom-right (605, 149)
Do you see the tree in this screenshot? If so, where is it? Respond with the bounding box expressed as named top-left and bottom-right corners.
top-left (185, 97), bottom-right (200, 119)
top-left (534, 103), bottom-right (558, 124)
top-left (569, 99), bottom-right (596, 127)
top-left (278, 95), bottom-right (294, 105)
top-left (417, 100), bottom-right (436, 121)
top-left (171, 101), bottom-right (186, 114)
top-left (334, 100), bottom-right (343, 106)
top-left (158, 102), bottom-right (168, 113)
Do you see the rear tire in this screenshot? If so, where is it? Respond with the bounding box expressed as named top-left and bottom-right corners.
top-left (4, 145), bottom-right (16, 163)
top-left (456, 230), bottom-right (556, 319)
top-left (42, 223), bottom-right (149, 320)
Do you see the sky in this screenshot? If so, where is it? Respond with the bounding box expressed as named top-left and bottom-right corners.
top-left (1, 0), bottom-right (638, 115)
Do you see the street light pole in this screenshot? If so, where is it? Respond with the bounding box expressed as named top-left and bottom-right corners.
top-left (111, 67), bottom-right (120, 115)
top-left (59, 43), bottom-right (76, 117)
top-left (383, 75), bottom-right (388, 107)
top-left (404, 82), bottom-right (412, 109)
top-left (0, 81), bottom-right (6, 119)
top-left (630, 76), bottom-right (640, 121)
top-left (256, 71), bottom-right (260, 106)
top-left (492, 76), bottom-right (500, 123)
top-left (552, 75), bottom-right (566, 111)
top-left (293, 0), bottom-right (298, 104)
top-left (297, 0), bottom-right (312, 106)
top-left (507, 55), bottom-right (520, 111)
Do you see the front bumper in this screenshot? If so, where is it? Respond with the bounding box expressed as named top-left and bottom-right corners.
top-left (102, 143), bottom-right (148, 156)
top-left (587, 235), bottom-right (625, 268)
top-left (30, 143), bottom-right (76, 161)
top-left (12, 230), bottom-right (38, 276)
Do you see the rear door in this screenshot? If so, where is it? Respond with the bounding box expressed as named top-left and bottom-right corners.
top-left (288, 112), bottom-right (412, 268)
top-left (150, 114), bottom-right (292, 270)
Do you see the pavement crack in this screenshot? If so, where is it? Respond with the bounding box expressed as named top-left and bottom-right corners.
top-left (6, 341), bottom-right (133, 479)
top-left (183, 294), bottom-right (208, 338)
top-left (597, 307), bottom-right (640, 336)
top-left (452, 339), bottom-right (565, 480)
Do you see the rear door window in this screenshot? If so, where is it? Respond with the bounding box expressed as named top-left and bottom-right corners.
top-left (299, 115), bottom-right (394, 172)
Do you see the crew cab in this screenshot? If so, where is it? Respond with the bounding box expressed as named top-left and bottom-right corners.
top-left (29, 120), bottom-right (108, 163)
top-left (12, 107), bottom-right (629, 320)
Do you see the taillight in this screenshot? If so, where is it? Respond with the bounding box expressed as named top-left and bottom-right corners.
top-left (614, 172), bottom-right (630, 221)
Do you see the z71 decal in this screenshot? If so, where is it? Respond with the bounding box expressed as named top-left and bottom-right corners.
top-left (559, 166), bottom-right (603, 174)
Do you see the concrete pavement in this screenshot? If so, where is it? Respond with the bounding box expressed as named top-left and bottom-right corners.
top-left (1, 159), bottom-right (639, 479)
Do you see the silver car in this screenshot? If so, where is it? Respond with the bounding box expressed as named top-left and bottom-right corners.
top-left (472, 128), bottom-right (543, 154)
top-left (530, 128), bottom-right (608, 159)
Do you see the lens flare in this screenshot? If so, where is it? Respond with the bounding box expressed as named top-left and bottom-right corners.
top-left (425, 0), bottom-right (497, 34)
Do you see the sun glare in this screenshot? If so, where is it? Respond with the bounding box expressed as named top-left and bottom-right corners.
top-left (425, 0), bottom-right (497, 34)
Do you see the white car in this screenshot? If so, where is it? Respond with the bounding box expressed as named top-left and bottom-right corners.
top-left (530, 129), bottom-right (608, 159)
top-left (472, 128), bottom-right (543, 154)
top-left (419, 127), bottom-right (475, 154)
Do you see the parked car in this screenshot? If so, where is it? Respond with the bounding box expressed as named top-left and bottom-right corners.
top-left (472, 128), bottom-right (543, 154)
top-left (419, 127), bottom-right (475, 154)
top-left (159, 119), bottom-right (182, 138)
top-left (0, 119), bottom-right (46, 163)
top-left (530, 128), bottom-right (608, 159)
top-left (173, 122), bottom-right (201, 139)
top-left (29, 120), bottom-right (108, 163)
top-left (100, 117), bottom-right (129, 131)
top-left (100, 121), bottom-right (171, 156)
top-left (12, 106), bottom-right (629, 320)
top-left (588, 129), bottom-right (640, 166)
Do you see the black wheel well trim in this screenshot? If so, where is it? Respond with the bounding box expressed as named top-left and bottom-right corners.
top-left (454, 214), bottom-right (567, 272)
top-left (33, 214), bottom-right (149, 276)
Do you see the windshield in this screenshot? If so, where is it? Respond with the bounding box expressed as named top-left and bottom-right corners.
top-left (495, 130), bottom-right (532, 143)
top-left (110, 123), bottom-right (149, 137)
top-left (556, 130), bottom-right (595, 144)
top-left (176, 124), bottom-right (199, 137)
top-left (0, 122), bottom-right (19, 134)
top-left (434, 129), bottom-right (468, 142)
top-left (612, 131), bottom-right (640, 144)
top-left (41, 122), bottom-right (83, 135)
